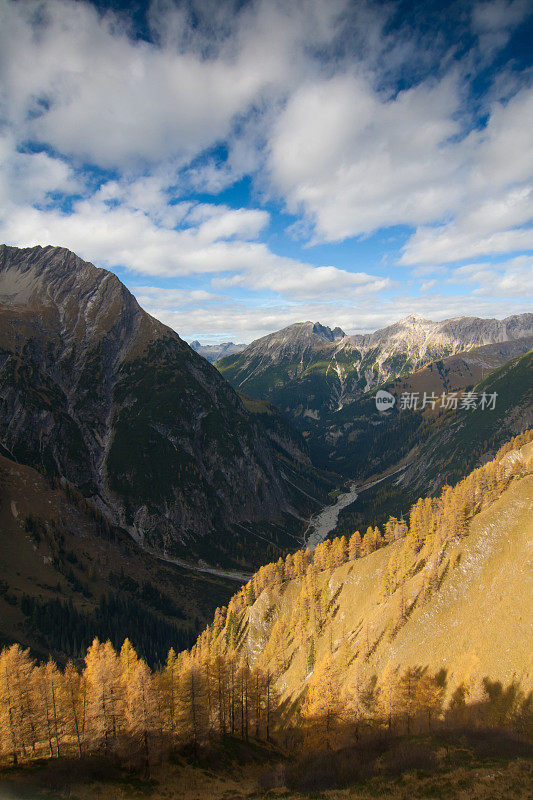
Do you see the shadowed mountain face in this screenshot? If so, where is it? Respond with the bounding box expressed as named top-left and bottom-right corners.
top-left (0, 245), bottom-right (333, 564)
top-left (217, 314), bottom-right (533, 419)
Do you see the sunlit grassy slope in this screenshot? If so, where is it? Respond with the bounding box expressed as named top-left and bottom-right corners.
top-left (232, 441), bottom-right (533, 704)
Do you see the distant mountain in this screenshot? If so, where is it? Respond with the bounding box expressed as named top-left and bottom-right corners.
top-left (387, 336), bottom-right (533, 397)
top-left (321, 347), bottom-right (533, 537)
top-left (190, 340), bottom-right (246, 363)
top-left (0, 245), bottom-right (335, 569)
top-left (217, 314), bottom-right (533, 420)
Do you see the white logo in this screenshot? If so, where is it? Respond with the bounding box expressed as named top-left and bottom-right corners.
top-left (375, 389), bottom-right (396, 412)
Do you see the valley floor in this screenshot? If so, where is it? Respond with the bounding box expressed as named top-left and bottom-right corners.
top-left (303, 463), bottom-right (410, 548)
top-left (1, 731), bottom-right (531, 800)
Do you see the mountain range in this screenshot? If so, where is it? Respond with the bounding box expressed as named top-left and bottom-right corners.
top-left (1, 241), bottom-right (532, 673)
top-left (190, 340), bottom-right (246, 362)
top-left (217, 314), bottom-right (533, 419)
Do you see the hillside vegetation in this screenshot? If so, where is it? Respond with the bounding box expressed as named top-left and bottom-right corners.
top-left (0, 455), bottom-right (239, 664)
top-left (194, 431), bottom-right (533, 706)
top-left (2, 432), bottom-right (531, 783)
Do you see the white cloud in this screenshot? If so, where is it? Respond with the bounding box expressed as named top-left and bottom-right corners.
top-left (0, 176), bottom-right (388, 302)
top-left (0, 0), bottom-right (532, 342)
top-left (472, 0), bottom-right (531, 30)
top-left (140, 290), bottom-right (533, 344)
top-left (213, 257), bottom-right (390, 301)
top-left (0, 0), bottom-right (349, 169)
top-left (451, 255), bottom-right (533, 297)
top-left (0, 0), bottom-right (258, 167)
top-left (268, 72), bottom-right (467, 241)
top-left (472, 85), bottom-right (533, 189)
top-left (0, 133), bottom-right (80, 207)
top-left (403, 223), bottom-right (533, 265)
top-left (401, 84), bottom-right (533, 265)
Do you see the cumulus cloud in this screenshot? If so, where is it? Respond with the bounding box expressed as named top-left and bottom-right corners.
top-left (1, 0), bottom-right (532, 340)
top-left (268, 73), bottom-right (466, 241)
top-left (0, 0), bottom-right (349, 169)
top-left (0, 0), bottom-right (258, 167)
top-left (451, 256), bottom-right (533, 297)
top-left (0, 173), bottom-right (387, 303)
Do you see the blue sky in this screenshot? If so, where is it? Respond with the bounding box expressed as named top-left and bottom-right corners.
top-left (1, 0), bottom-right (532, 342)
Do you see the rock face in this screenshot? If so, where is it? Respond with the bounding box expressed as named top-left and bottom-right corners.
top-left (218, 313), bottom-right (533, 418)
top-left (190, 340), bottom-right (246, 363)
top-left (0, 245), bottom-right (328, 562)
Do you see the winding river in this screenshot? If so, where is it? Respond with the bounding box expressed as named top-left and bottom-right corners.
top-left (303, 465), bottom-right (408, 549)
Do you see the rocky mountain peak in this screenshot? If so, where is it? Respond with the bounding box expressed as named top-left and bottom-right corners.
top-left (312, 322), bottom-right (346, 342)
top-left (0, 243), bottom-right (168, 358)
top-left (218, 311), bottom-right (533, 420)
top-left (190, 339), bottom-right (247, 363)
top-left (400, 313), bottom-right (429, 324)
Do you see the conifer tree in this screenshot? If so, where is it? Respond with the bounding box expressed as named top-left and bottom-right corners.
top-left (62, 661), bottom-right (85, 757)
top-left (263, 616), bottom-right (288, 675)
top-left (307, 636), bottom-right (315, 674)
top-left (34, 658), bottom-right (64, 759)
top-left (84, 638), bottom-right (123, 754)
top-left (396, 667), bottom-right (419, 734)
top-left (210, 653), bottom-right (228, 735)
top-left (302, 654), bottom-right (343, 750)
top-left (379, 664), bottom-right (401, 733)
top-left (0, 646), bottom-right (24, 764)
top-left (348, 530), bottom-right (362, 560)
top-left (177, 662), bottom-right (209, 756)
top-left (361, 526), bottom-right (374, 556)
top-left (124, 658), bottom-right (159, 769)
top-left (415, 672), bottom-right (444, 731)
top-left (120, 638), bottom-right (139, 685)
top-left (0, 645), bottom-right (38, 760)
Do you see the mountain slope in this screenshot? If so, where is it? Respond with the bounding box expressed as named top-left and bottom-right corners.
top-left (217, 314), bottom-right (533, 420)
top-left (0, 454), bottom-right (238, 664)
top-left (317, 347), bottom-right (533, 537)
top-left (313, 346), bottom-right (533, 478)
top-left (0, 245), bottom-right (335, 567)
top-left (195, 433), bottom-right (533, 708)
top-left (388, 336), bottom-right (533, 397)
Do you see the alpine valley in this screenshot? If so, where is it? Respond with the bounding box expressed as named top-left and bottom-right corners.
top-left (217, 316), bottom-right (533, 530)
top-left (0, 244), bottom-right (336, 661)
top-left (0, 244), bottom-right (334, 564)
top-left (1, 244), bottom-right (533, 800)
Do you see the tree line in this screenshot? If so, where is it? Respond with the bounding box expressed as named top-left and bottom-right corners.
top-left (1, 638), bottom-right (530, 769)
top-left (0, 638), bottom-right (277, 769)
